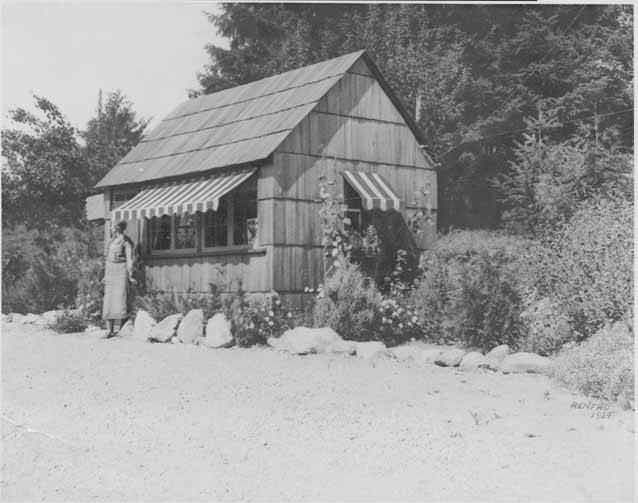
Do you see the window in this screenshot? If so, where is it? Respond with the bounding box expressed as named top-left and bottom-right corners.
top-left (344, 180), bottom-right (363, 232)
top-left (147, 175), bottom-right (258, 254)
top-left (203, 198), bottom-right (228, 248)
top-left (175, 214), bottom-right (196, 249)
top-left (150, 215), bottom-right (172, 251)
top-left (232, 177), bottom-right (258, 246)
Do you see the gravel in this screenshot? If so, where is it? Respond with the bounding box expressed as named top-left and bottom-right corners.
top-left (2, 323), bottom-right (634, 502)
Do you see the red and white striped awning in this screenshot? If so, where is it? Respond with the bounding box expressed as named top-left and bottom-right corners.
top-left (342, 170), bottom-right (402, 211)
top-left (111, 169), bottom-right (256, 221)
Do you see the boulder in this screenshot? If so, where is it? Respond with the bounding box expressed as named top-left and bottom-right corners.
top-left (435, 348), bottom-right (466, 367)
top-left (133, 310), bottom-right (156, 341)
top-left (485, 344), bottom-right (511, 370)
top-left (325, 338), bottom-right (357, 355)
top-left (41, 310), bottom-right (63, 327)
top-left (118, 320), bottom-right (134, 337)
top-left (355, 341), bottom-right (387, 359)
top-left (419, 348), bottom-right (445, 364)
top-left (178, 309), bottom-right (204, 344)
top-left (10, 313), bottom-right (27, 324)
top-left (149, 313), bottom-right (183, 343)
top-left (390, 344), bottom-right (424, 362)
top-left (500, 352), bottom-right (552, 374)
top-left (22, 313), bottom-right (42, 324)
top-left (459, 351), bottom-right (490, 371)
top-left (202, 313), bottom-right (234, 348)
top-left (268, 327), bottom-right (342, 355)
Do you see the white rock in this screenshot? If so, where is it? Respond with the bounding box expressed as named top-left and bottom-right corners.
top-left (325, 337), bottom-right (357, 355)
top-left (355, 341), bottom-right (387, 359)
top-left (84, 324), bottom-right (102, 333)
top-left (41, 310), bottom-right (63, 326)
top-left (203, 313), bottom-right (234, 348)
top-left (500, 352), bottom-right (552, 374)
top-left (268, 327), bottom-right (342, 355)
top-left (149, 313), bottom-right (183, 343)
top-left (485, 344), bottom-right (511, 370)
top-left (22, 313), bottom-right (42, 324)
top-left (133, 310), bottom-right (157, 341)
top-left (419, 348), bottom-right (445, 364)
top-left (10, 313), bottom-right (27, 324)
top-left (118, 320), bottom-right (134, 337)
top-left (1, 314), bottom-right (11, 323)
top-left (459, 351), bottom-right (490, 371)
top-left (178, 309), bottom-right (204, 344)
top-left (390, 344), bottom-right (424, 361)
top-left (435, 348), bottom-right (466, 367)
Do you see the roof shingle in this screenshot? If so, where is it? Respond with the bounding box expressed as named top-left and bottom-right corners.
top-left (96, 50), bottom-right (365, 188)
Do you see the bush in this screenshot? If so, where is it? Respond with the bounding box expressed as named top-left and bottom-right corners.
top-left (552, 317), bottom-right (634, 408)
top-left (531, 197), bottom-right (632, 338)
top-left (2, 225), bottom-right (99, 314)
top-left (312, 258), bottom-right (382, 341)
top-left (50, 309), bottom-right (89, 333)
top-left (409, 230), bottom-right (530, 350)
top-left (227, 290), bottom-right (295, 347)
top-left (520, 297), bottom-right (574, 355)
top-left (75, 257), bottom-right (104, 325)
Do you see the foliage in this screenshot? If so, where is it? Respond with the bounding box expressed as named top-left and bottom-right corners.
top-left (552, 318), bottom-right (634, 408)
top-left (529, 197), bottom-right (632, 338)
top-left (75, 257), bottom-right (105, 325)
top-left (451, 251), bottom-right (526, 350)
top-left (409, 230), bottom-right (530, 349)
top-left (198, 4), bottom-right (633, 229)
top-left (1, 96), bottom-right (90, 229)
top-left (226, 289), bottom-right (295, 347)
top-left (50, 309), bottom-right (89, 334)
top-left (2, 225), bottom-right (101, 314)
top-left (82, 90), bottom-right (148, 187)
top-left (495, 112), bottom-right (632, 235)
top-left (312, 257), bottom-right (382, 342)
top-left (519, 297), bottom-right (574, 356)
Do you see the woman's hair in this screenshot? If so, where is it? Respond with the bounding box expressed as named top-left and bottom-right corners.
top-left (116, 221), bottom-right (127, 233)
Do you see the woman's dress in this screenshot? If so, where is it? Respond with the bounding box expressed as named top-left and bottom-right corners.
top-left (102, 235), bottom-right (134, 320)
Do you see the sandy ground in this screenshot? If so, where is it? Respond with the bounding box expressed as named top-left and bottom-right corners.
top-left (1, 322), bottom-right (635, 502)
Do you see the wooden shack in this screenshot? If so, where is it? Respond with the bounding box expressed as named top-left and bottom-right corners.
top-left (93, 50), bottom-right (437, 304)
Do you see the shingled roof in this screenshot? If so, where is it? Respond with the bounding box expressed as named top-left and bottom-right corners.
top-left (96, 50), bottom-right (422, 188)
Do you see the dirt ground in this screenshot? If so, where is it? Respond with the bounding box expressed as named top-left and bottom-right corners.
top-left (1, 322), bottom-right (635, 502)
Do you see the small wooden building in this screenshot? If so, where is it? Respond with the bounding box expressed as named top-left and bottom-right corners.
top-left (93, 50), bottom-right (437, 304)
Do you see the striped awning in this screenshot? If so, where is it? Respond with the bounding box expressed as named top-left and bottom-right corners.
top-left (111, 169), bottom-right (256, 221)
top-left (342, 170), bottom-right (401, 211)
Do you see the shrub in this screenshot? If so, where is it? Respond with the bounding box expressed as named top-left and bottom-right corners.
top-left (227, 289), bottom-right (295, 347)
top-left (409, 230), bottom-right (530, 350)
top-left (520, 297), bottom-right (574, 355)
top-left (552, 317), bottom-right (634, 408)
top-left (531, 197), bottom-right (632, 338)
top-left (50, 309), bottom-right (89, 333)
top-left (312, 257), bottom-right (382, 341)
top-left (75, 257), bottom-right (105, 325)
top-left (2, 225), bottom-right (99, 314)
top-left (451, 251), bottom-right (525, 350)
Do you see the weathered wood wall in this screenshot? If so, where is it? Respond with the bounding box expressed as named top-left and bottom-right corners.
top-left (262, 57), bottom-right (437, 297)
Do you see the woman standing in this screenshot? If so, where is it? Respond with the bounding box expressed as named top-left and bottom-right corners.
top-left (103, 221), bottom-right (136, 337)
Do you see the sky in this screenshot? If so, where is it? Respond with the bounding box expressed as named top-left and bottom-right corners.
top-left (1, 2), bottom-right (228, 131)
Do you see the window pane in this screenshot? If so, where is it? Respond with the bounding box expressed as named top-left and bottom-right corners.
top-left (344, 181), bottom-right (363, 231)
top-left (175, 214), bottom-right (196, 249)
top-left (151, 215), bottom-right (171, 250)
top-left (204, 201), bottom-right (228, 248)
top-left (233, 178), bottom-right (257, 245)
